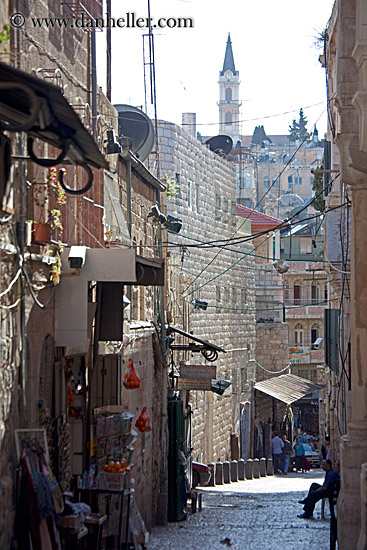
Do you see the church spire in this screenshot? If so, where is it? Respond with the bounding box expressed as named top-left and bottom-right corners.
top-left (221, 33), bottom-right (237, 76)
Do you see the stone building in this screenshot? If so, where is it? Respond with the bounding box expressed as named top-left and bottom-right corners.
top-left (157, 119), bottom-right (256, 463)
top-left (322, 1), bottom-right (367, 547)
top-left (0, 1), bottom-right (168, 543)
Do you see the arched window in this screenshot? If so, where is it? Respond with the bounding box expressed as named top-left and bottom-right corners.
top-left (311, 323), bottom-right (320, 348)
top-left (225, 111), bottom-right (232, 125)
top-left (225, 87), bottom-right (232, 102)
top-left (264, 176), bottom-right (270, 189)
top-left (295, 323), bottom-right (304, 345)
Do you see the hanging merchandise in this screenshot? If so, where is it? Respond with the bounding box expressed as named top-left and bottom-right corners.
top-left (123, 358), bottom-right (140, 389)
top-left (135, 407), bottom-right (152, 432)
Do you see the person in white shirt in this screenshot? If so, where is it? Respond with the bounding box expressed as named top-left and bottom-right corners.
top-left (271, 432), bottom-right (284, 473)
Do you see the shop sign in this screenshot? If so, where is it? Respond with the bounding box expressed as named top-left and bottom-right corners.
top-left (179, 364), bottom-right (216, 379)
top-left (289, 346), bottom-right (310, 364)
top-left (177, 377), bottom-right (212, 391)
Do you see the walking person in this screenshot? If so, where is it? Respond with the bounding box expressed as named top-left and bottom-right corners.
top-left (271, 432), bottom-right (284, 473)
top-left (297, 459), bottom-right (340, 518)
top-left (293, 437), bottom-right (306, 473)
top-left (281, 434), bottom-right (292, 474)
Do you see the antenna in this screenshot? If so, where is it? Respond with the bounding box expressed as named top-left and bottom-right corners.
top-left (143, 0), bottom-right (160, 177)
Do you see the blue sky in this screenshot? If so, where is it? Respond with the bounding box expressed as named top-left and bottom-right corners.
top-left (96, 0), bottom-right (335, 137)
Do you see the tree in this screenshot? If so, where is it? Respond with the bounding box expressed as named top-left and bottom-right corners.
top-left (312, 162), bottom-right (325, 213)
top-left (288, 108), bottom-right (309, 142)
top-left (288, 118), bottom-right (299, 142)
top-left (251, 125), bottom-right (272, 145)
top-left (298, 108), bottom-right (309, 140)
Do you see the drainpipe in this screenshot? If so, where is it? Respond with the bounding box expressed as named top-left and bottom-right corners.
top-left (156, 186), bottom-right (168, 525)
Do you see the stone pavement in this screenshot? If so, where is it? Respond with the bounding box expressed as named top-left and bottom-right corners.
top-left (147, 470), bottom-right (332, 550)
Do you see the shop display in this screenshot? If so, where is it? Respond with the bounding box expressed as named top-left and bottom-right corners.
top-left (123, 358), bottom-right (140, 389)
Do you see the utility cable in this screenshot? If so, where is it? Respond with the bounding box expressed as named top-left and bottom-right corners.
top-left (181, 109), bottom-right (328, 296)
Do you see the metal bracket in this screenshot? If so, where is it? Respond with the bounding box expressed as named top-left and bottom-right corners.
top-left (58, 165), bottom-right (93, 195)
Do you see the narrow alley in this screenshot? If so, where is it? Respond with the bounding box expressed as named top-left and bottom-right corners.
top-left (147, 471), bottom-right (330, 550)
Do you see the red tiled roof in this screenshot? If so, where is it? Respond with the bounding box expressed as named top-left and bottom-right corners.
top-left (236, 204), bottom-right (282, 227)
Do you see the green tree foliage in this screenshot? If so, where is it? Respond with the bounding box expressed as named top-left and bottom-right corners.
top-left (288, 108), bottom-right (309, 142)
top-left (251, 125), bottom-right (272, 145)
top-left (312, 162), bottom-right (325, 213)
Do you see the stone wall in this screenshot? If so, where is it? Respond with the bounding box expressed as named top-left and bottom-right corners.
top-left (255, 323), bottom-right (289, 381)
top-left (157, 120), bottom-right (256, 463)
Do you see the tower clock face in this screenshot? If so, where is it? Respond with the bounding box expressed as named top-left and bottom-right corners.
top-left (226, 71), bottom-right (232, 79)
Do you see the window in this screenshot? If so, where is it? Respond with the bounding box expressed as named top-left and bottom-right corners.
top-left (237, 172), bottom-right (251, 189)
top-left (311, 284), bottom-right (319, 304)
top-left (232, 288), bottom-right (237, 308)
top-left (272, 176), bottom-right (279, 188)
top-left (216, 286), bottom-right (221, 306)
top-left (231, 200), bottom-right (237, 226)
top-left (288, 175), bottom-right (293, 183)
top-left (264, 176), bottom-right (270, 189)
top-left (187, 181), bottom-right (192, 208)
top-left (288, 183), bottom-right (294, 192)
top-left (225, 87), bottom-right (232, 102)
top-left (294, 282), bottom-right (301, 305)
top-left (295, 176), bottom-right (303, 185)
top-left (224, 287), bottom-right (230, 306)
top-left (222, 197), bottom-right (229, 222)
top-left (232, 368), bottom-right (238, 394)
top-left (241, 367), bottom-right (248, 392)
top-left (175, 173), bottom-right (182, 199)
top-left (295, 323), bottom-right (304, 345)
top-left (215, 194), bottom-right (221, 219)
top-left (225, 111), bottom-right (232, 125)
top-left (300, 237), bottom-right (312, 254)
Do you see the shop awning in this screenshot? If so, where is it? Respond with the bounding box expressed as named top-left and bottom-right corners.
top-left (254, 374), bottom-right (322, 405)
top-left (0, 61), bottom-right (108, 170)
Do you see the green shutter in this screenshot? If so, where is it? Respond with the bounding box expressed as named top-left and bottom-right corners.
top-left (324, 309), bottom-right (340, 374)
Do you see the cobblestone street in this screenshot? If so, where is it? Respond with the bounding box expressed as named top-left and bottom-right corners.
top-left (147, 471), bottom-right (331, 550)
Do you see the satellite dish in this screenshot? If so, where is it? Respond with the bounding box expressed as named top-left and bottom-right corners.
top-left (204, 135), bottom-right (233, 156)
top-left (114, 104), bottom-right (155, 162)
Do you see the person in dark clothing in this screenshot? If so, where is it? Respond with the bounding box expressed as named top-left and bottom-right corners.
top-left (297, 459), bottom-right (340, 519)
top-left (281, 435), bottom-right (292, 474)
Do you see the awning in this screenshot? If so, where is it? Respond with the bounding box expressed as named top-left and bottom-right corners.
top-left (254, 374), bottom-right (323, 405)
top-left (0, 61), bottom-right (108, 171)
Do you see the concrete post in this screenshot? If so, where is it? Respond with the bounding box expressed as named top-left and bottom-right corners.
top-left (259, 457), bottom-right (267, 477)
top-left (208, 462), bottom-right (215, 486)
top-left (267, 458), bottom-right (274, 476)
top-left (223, 461), bottom-right (231, 483)
top-left (245, 459), bottom-right (253, 480)
top-left (230, 460), bottom-right (238, 482)
top-left (253, 458), bottom-right (260, 478)
top-left (238, 458), bottom-right (245, 480)
top-left (215, 462), bottom-right (223, 485)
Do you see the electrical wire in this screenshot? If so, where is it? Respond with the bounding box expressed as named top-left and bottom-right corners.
top-left (0, 268), bottom-right (21, 298)
top-left (255, 361), bottom-right (291, 375)
top-left (181, 110), bottom-right (329, 297)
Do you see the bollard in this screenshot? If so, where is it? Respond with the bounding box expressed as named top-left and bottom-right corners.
top-left (238, 458), bottom-right (245, 480)
top-left (208, 462), bottom-right (215, 486)
top-left (245, 459), bottom-right (253, 480)
top-left (253, 458), bottom-right (260, 478)
top-left (230, 460), bottom-right (238, 482)
top-left (215, 462), bottom-right (224, 485)
top-left (267, 458), bottom-right (274, 476)
top-left (259, 457), bottom-right (267, 477)
top-left (223, 461), bottom-right (231, 483)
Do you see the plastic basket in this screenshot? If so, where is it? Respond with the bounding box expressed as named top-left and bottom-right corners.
top-left (98, 472), bottom-right (127, 491)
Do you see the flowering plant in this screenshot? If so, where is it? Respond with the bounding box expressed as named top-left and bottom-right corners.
top-left (50, 209), bottom-right (63, 231)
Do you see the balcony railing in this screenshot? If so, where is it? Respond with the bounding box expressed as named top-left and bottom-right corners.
top-left (284, 299), bottom-right (328, 307)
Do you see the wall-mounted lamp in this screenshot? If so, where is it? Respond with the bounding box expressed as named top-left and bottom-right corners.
top-left (194, 299), bottom-right (208, 310)
top-left (119, 136), bottom-right (133, 158)
top-left (211, 378), bottom-right (231, 395)
top-left (106, 129), bottom-right (121, 154)
top-left (148, 203), bottom-right (182, 234)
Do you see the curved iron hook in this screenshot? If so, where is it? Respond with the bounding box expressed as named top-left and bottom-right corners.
top-left (58, 164), bottom-right (93, 195)
top-left (27, 136), bottom-right (68, 167)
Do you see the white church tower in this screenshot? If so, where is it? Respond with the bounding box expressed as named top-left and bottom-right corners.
top-left (218, 34), bottom-right (241, 144)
